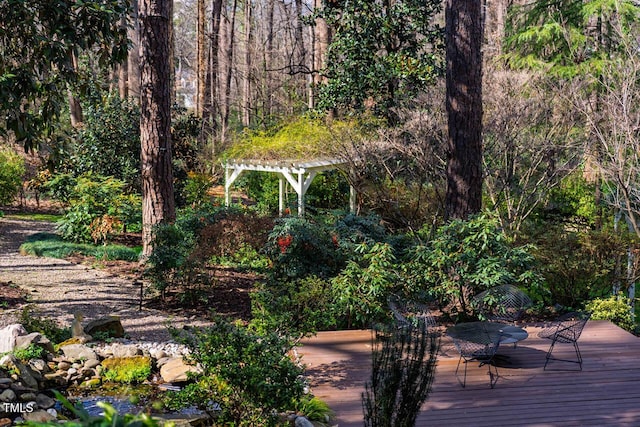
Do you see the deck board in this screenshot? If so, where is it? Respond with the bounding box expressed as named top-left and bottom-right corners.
top-left (297, 320), bottom-right (640, 426)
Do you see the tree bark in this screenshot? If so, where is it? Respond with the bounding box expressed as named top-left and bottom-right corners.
top-left (445, 0), bottom-right (484, 220)
top-left (68, 52), bottom-right (83, 127)
top-left (128, 0), bottom-right (141, 102)
top-left (196, 0), bottom-right (206, 117)
top-left (242, 0), bottom-right (252, 127)
top-left (221, 0), bottom-right (238, 142)
top-left (139, 0), bottom-right (175, 258)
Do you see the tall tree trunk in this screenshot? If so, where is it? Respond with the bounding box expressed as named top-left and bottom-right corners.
top-left (205, 0), bottom-right (223, 153)
top-left (128, 0), bottom-right (141, 102)
top-left (140, 0), bottom-right (175, 258)
top-left (68, 52), bottom-right (83, 127)
top-left (196, 0), bottom-right (206, 117)
top-left (118, 12), bottom-right (129, 98)
top-left (445, 0), bottom-right (484, 220)
top-left (264, 0), bottom-right (275, 117)
top-left (313, 0), bottom-right (329, 111)
top-left (241, 0), bottom-right (252, 127)
top-left (118, 62), bottom-right (129, 98)
top-left (221, 0), bottom-right (238, 142)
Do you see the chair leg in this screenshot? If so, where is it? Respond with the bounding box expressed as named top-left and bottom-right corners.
top-left (543, 339), bottom-right (557, 370)
top-left (455, 356), bottom-right (499, 388)
top-left (455, 356), bottom-right (468, 388)
top-left (544, 338), bottom-right (583, 370)
top-left (488, 362), bottom-right (499, 389)
top-left (573, 341), bottom-right (583, 370)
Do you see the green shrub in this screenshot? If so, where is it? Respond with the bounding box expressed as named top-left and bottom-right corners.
top-left (52, 96), bottom-right (141, 192)
top-left (0, 147), bottom-right (25, 205)
top-left (405, 212), bottom-right (542, 321)
top-left (181, 171), bottom-right (213, 208)
top-left (168, 317), bottom-right (305, 426)
top-left (53, 174), bottom-right (142, 243)
top-left (332, 242), bottom-right (400, 328)
top-left (586, 293), bottom-right (635, 332)
top-left (145, 206), bottom-right (272, 301)
top-left (18, 305), bottom-right (70, 344)
top-left (265, 216), bottom-right (344, 280)
top-left (250, 275), bottom-right (338, 336)
top-left (531, 225), bottom-right (630, 307)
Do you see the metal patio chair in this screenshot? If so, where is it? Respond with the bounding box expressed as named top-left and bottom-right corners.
top-left (450, 327), bottom-right (501, 389)
top-left (538, 311), bottom-right (591, 370)
top-left (472, 284), bottom-right (532, 323)
top-left (387, 294), bottom-right (437, 330)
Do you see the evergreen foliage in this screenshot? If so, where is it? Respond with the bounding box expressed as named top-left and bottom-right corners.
top-left (0, 0), bottom-right (130, 150)
top-left (316, 0), bottom-right (444, 120)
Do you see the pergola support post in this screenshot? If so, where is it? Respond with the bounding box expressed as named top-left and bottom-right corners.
top-left (279, 175), bottom-right (285, 216)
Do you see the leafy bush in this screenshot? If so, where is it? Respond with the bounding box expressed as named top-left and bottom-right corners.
top-left (295, 396), bottom-right (333, 423)
top-left (531, 225), bottom-right (630, 307)
top-left (0, 147), bottom-right (25, 205)
top-left (18, 305), bottom-right (70, 344)
top-left (53, 174), bottom-right (142, 243)
top-left (64, 96), bottom-right (141, 191)
top-left (265, 216), bottom-right (344, 280)
top-left (405, 212), bottom-right (542, 321)
top-left (586, 293), bottom-right (635, 332)
top-left (250, 275), bottom-right (338, 336)
top-left (145, 206), bottom-right (272, 301)
top-left (180, 171), bottom-right (213, 208)
top-left (168, 317), bottom-right (305, 426)
top-left (332, 242), bottom-right (400, 328)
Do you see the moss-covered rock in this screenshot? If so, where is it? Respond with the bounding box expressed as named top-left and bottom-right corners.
top-left (101, 356), bottom-right (151, 384)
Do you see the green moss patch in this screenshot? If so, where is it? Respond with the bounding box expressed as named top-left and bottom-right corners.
top-left (102, 356), bottom-right (151, 384)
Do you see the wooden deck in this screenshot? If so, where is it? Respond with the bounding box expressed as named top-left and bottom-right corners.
top-left (297, 321), bottom-right (640, 426)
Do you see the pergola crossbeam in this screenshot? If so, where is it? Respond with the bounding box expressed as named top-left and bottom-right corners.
top-left (224, 158), bottom-right (355, 216)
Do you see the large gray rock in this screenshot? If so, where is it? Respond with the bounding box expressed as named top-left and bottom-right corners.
top-left (109, 343), bottom-right (141, 358)
top-left (35, 393), bottom-right (56, 409)
top-left (0, 389), bottom-right (16, 402)
top-left (0, 324), bottom-right (27, 353)
top-left (13, 360), bottom-right (40, 389)
top-left (60, 344), bottom-right (97, 362)
top-left (160, 357), bottom-right (202, 383)
top-left (84, 316), bottom-right (125, 338)
top-left (15, 333), bottom-right (55, 355)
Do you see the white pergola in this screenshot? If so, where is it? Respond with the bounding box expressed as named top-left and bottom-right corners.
top-left (224, 158), bottom-right (356, 216)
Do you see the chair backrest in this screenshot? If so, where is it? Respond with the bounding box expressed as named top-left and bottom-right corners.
top-left (451, 331), bottom-right (500, 359)
top-left (388, 295), bottom-right (437, 329)
top-left (553, 311), bottom-right (591, 343)
top-left (472, 284), bottom-right (532, 322)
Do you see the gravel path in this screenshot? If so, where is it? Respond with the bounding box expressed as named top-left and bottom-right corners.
top-left (0, 217), bottom-right (211, 341)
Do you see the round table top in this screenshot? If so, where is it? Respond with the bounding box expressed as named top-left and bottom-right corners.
top-left (446, 321), bottom-right (528, 345)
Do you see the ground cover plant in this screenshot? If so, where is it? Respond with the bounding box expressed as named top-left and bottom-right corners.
top-left (20, 233), bottom-right (141, 262)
